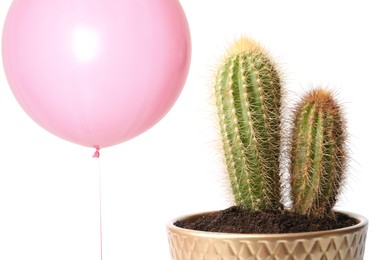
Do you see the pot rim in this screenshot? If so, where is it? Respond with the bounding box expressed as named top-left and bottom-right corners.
top-left (167, 210), bottom-right (368, 240)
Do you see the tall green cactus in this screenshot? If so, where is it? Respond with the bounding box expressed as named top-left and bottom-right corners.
top-left (290, 89), bottom-right (347, 217)
top-left (214, 37), bottom-right (282, 211)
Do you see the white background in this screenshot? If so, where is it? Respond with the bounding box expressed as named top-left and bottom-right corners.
top-left (0, 0), bottom-right (388, 259)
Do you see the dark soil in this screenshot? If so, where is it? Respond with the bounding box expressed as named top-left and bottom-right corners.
top-left (174, 206), bottom-right (356, 234)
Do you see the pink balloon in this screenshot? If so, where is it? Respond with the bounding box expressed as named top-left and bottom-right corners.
top-left (2, 0), bottom-right (191, 150)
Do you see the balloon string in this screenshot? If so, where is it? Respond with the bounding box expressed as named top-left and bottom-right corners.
top-left (98, 158), bottom-right (103, 260)
top-left (92, 146), bottom-right (102, 259)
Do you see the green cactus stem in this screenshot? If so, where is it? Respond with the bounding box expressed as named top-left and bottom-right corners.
top-left (214, 37), bottom-right (283, 211)
top-left (290, 88), bottom-right (347, 217)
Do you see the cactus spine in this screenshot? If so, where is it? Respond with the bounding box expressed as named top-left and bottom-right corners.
top-left (290, 89), bottom-right (347, 217)
top-left (214, 37), bottom-right (282, 211)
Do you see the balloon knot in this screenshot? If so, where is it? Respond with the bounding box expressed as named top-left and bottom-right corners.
top-left (93, 146), bottom-right (100, 158)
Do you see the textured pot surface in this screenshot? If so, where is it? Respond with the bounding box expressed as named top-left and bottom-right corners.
top-left (167, 211), bottom-right (368, 260)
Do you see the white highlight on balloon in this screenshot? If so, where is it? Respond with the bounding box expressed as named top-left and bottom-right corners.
top-left (72, 27), bottom-right (100, 62)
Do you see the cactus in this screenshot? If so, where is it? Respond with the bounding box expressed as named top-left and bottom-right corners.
top-left (290, 89), bottom-right (347, 217)
top-left (212, 37), bottom-right (348, 219)
top-left (213, 37), bottom-right (283, 211)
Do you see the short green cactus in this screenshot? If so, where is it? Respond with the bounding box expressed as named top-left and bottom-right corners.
top-left (214, 37), bottom-right (282, 211)
top-left (290, 89), bottom-right (347, 217)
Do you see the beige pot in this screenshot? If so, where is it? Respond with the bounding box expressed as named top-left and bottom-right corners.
top-left (167, 211), bottom-right (368, 260)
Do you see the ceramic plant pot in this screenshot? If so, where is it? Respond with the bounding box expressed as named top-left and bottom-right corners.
top-left (167, 211), bottom-right (368, 260)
